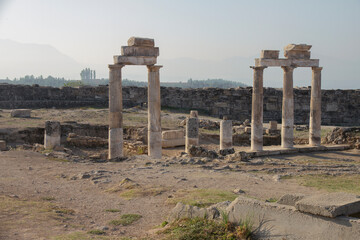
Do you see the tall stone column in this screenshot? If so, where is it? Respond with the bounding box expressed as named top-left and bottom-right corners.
top-left (44, 121), bottom-right (61, 149)
top-left (220, 116), bottom-right (232, 150)
top-left (108, 64), bottom-right (124, 159)
top-left (309, 67), bottom-right (322, 146)
top-left (250, 66), bottom-right (266, 151)
top-left (185, 110), bottom-right (199, 153)
top-left (281, 66), bottom-right (296, 148)
top-left (147, 65), bottom-right (162, 159)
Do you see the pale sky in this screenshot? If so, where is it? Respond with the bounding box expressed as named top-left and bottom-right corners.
top-left (0, 0), bottom-right (359, 89)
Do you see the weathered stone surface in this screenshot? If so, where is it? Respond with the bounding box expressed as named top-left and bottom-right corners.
top-left (226, 196), bottom-right (360, 240)
top-left (11, 109), bottom-right (31, 118)
top-left (284, 44), bottom-right (312, 52)
top-left (285, 50), bottom-right (311, 59)
top-left (113, 56), bottom-right (157, 65)
top-left (269, 121), bottom-right (278, 130)
top-left (127, 37), bottom-right (155, 47)
top-left (260, 50), bottom-right (279, 59)
top-left (0, 85), bottom-right (359, 127)
top-left (295, 192), bottom-right (360, 218)
top-left (162, 130), bottom-right (184, 140)
top-left (162, 138), bottom-right (185, 148)
top-left (277, 193), bottom-right (306, 206)
top-left (167, 202), bottom-right (217, 222)
top-left (121, 46), bottom-right (159, 57)
top-left (0, 140), bottom-right (6, 151)
top-left (188, 145), bottom-right (218, 158)
top-left (220, 119), bottom-right (232, 150)
top-left (66, 133), bottom-right (107, 148)
top-left (186, 117), bottom-right (198, 138)
top-left (44, 121), bottom-right (61, 149)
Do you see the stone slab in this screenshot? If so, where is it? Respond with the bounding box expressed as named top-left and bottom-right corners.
top-left (10, 109), bottom-right (31, 118)
top-left (277, 193), bottom-right (306, 206)
top-left (121, 46), bottom-right (159, 57)
top-left (113, 56), bottom-right (157, 65)
top-left (269, 121), bottom-right (277, 130)
top-left (295, 192), bottom-right (360, 218)
top-left (0, 140), bottom-right (6, 151)
top-left (127, 37), bottom-right (154, 47)
top-left (255, 58), bottom-right (319, 67)
top-left (284, 44), bottom-right (312, 51)
top-left (162, 138), bottom-right (185, 148)
top-left (260, 50), bottom-right (279, 59)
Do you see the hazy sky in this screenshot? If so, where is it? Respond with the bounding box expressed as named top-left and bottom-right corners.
top-left (0, 0), bottom-right (359, 89)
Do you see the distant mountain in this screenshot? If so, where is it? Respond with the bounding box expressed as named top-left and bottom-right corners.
top-left (0, 39), bottom-right (81, 79)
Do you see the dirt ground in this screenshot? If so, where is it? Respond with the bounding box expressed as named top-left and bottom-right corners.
top-left (1, 108), bottom-right (359, 239)
top-left (1, 148), bottom-right (359, 240)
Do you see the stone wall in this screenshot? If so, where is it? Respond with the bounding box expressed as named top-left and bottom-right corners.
top-left (0, 83), bottom-right (359, 126)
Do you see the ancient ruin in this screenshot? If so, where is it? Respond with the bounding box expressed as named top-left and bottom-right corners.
top-left (251, 44), bottom-right (323, 151)
top-left (108, 37), bottom-right (162, 159)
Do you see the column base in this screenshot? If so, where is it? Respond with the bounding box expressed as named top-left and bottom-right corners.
top-left (148, 131), bottom-right (162, 159)
top-left (185, 137), bottom-right (199, 153)
top-left (108, 128), bottom-right (123, 159)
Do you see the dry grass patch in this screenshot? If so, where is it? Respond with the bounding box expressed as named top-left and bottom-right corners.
top-left (166, 189), bottom-right (237, 208)
top-left (297, 174), bottom-right (360, 194)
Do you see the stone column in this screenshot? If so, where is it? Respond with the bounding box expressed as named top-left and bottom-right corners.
top-left (250, 66), bottom-right (266, 151)
top-left (108, 64), bottom-right (124, 159)
top-left (44, 121), bottom-right (61, 149)
top-left (309, 67), bottom-right (322, 146)
top-left (185, 111), bottom-right (199, 153)
top-left (147, 65), bottom-right (162, 159)
top-left (220, 116), bottom-right (232, 150)
top-left (281, 66), bottom-right (296, 148)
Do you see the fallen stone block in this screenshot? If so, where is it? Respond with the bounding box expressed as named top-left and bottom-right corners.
top-left (10, 109), bottom-right (31, 118)
top-left (295, 192), bottom-right (360, 218)
top-left (0, 140), bottom-right (6, 151)
top-left (277, 193), bottom-right (306, 206)
top-left (162, 138), bottom-right (185, 148)
top-left (127, 37), bottom-right (155, 47)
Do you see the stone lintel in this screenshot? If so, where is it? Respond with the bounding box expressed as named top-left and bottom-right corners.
top-left (127, 37), bottom-right (155, 47)
top-left (114, 56), bottom-right (157, 65)
top-left (121, 46), bottom-right (159, 57)
top-left (147, 65), bottom-right (163, 72)
top-left (255, 58), bottom-right (319, 67)
top-left (250, 66), bottom-right (267, 70)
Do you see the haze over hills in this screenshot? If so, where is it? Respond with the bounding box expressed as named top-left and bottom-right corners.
top-left (0, 39), bottom-right (358, 89)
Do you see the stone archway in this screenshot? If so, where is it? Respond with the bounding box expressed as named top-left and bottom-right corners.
top-left (108, 37), bottom-right (162, 159)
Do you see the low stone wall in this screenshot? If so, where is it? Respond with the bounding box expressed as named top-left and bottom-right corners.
top-left (0, 84), bottom-right (359, 126)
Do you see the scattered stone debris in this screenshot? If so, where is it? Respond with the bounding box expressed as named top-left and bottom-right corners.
top-left (66, 133), bottom-right (108, 148)
top-left (324, 127), bottom-right (360, 148)
top-left (218, 148), bottom-right (235, 156)
top-left (188, 145), bottom-right (218, 158)
top-left (277, 193), bottom-right (306, 206)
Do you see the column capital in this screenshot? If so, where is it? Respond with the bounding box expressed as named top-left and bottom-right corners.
top-left (312, 66), bottom-right (323, 72)
top-left (147, 65), bottom-right (163, 72)
top-left (281, 65), bottom-right (296, 72)
top-left (108, 64), bottom-right (125, 70)
top-left (250, 66), bottom-right (267, 70)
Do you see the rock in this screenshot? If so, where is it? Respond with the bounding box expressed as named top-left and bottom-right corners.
top-left (277, 193), bottom-right (306, 206)
top-left (218, 148), bottom-right (235, 156)
top-left (10, 109), bottom-right (31, 118)
top-left (295, 192), bottom-right (360, 218)
top-left (168, 202), bottom-right (221, 222)
top-left (0, 140), bottom-right (7, 151)
top-left (188, 145), bottom-right (218, 158)
top-left (233, 189), bottom-right (245, 194)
